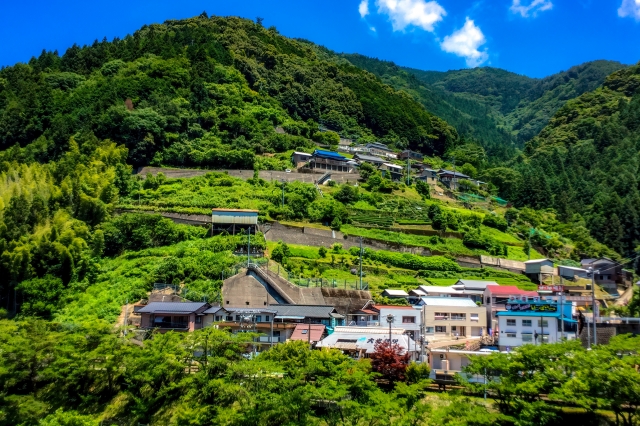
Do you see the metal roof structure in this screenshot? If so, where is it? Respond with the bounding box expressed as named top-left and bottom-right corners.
top-left (452, 280), bottom-right (499, 290)
top-left (272, 305), bottom-right (342, 319)
top-left (313, 150), bottom-right (347, 161)
top-left (316, 326), bottom-right (417, 353)
top-left (381, 289), bottom-right (409, 296)
top-left (419, 297), bottom-right (478, 307)
top-left (417, 285), bottom-right (463, 295)
top-left (138, 302), bottom-right (209, 314)
top-left (437, 169), bottom-right (469, 178)
top-left (524, 258), bottom-right (552, 264)
top-left (353, 154), bottom-right (385, 163)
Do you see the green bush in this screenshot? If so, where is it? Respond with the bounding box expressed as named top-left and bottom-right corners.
top-left (483, 214), bottom-right (508, 231)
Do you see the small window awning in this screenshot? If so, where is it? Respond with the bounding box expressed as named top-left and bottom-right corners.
top-left (334, 341), bottom-right (358, 350)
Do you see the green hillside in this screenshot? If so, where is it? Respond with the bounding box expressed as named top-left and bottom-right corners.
top-left (0, 15), bottom-right (457, 167)
top-left (511, 63), bottom-right (640, 257)
top-left (338, 54), bottom-right (519, 162)
top-left (405, 60), bottom-right (625, 145)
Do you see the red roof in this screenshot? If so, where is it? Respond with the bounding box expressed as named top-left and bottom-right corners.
top-left (486, 286), bottom-right (538, 296)
top-left (290, 324), bottom-right (325, 343)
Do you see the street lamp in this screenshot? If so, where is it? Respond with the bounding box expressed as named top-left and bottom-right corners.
top-left (386, 314), bottom-right (395, 344)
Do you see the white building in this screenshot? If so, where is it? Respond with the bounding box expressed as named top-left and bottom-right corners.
top-left (374, 305), bottom-right (422, 341)
top-left (495, 300), bottom-right (576, 350)
top-left (415, 285), bottom-right (465, 298)
top-left (316, 326), bottom-right (419, 359)
top-left (421, 297), bottom-right (486, 340)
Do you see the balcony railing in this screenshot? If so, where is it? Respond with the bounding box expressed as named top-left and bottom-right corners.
top-left (450, 316), bottom-right (466, 321)
top-left (150, 322), bottom-right (189, 330)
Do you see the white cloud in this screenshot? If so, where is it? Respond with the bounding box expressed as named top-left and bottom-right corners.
top-left (376, 0), bottom-right (447, 32)
top-left (440, 18), bottom-right (488, 67)
top-left (510, 0), bottom-right (553, 17)
top-left (370, 26), bottom-right (377, 32)
top-left (359, 0), bottom-right (370, 18)
top-left (618, 0), bottom-right (640, 20)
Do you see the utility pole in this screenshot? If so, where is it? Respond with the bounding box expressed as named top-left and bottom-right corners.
top-left (359, 236), bottom-right (363, 290)
top-left (247, 227), bottom-right (251, 267)
top-left (588, 267), bottom-right (598, 346)
top-left (560, 292), bottom-right (564, 341)
top-left (406, 156), bottom-right (410, 186)
top-left (123, 298), bottom-right (129, 337)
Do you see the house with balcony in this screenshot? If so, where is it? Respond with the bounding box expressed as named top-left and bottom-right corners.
top-left (353, 153), bottom-right (386, 168)
top-left (347, 302), bottom-right (380, 327)
top-left (371, 305), bottom-right (422, 341)
top-left (580, 257), bottom-right (623, 290)
top-left (301, 150), bottom-right (355, 173)
top-left (415, 168), bottom-right (438, 183)
top-left (421, 297), bottom-right (486, 341)
top-left (204, 306), bottom-right (282, 344)
top-left (365, 142), bottom-right (397, 159)
top-left (138, 302), bottom-right (210, 332)
top-left (379, 163), bottom-right (404, 181)
top-left (437, 169), bottom-right (470, 191)
top-left (398, 150), bottom-right (424, 161)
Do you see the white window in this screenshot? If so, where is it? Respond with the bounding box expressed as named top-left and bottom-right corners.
top-left (522, 320), bottom-right (532, 327)
top-left (507, 319), bottom-right (516, 326)
top-left (538, 320), bottom-right (549, 327)
top-left (470, 313), bottom-right (479, 322)
top-left (402, 316), bottom-right (416, 323)
top-left (522, 334), bottom-right (533, 342)
top-left (506, 333), bottom-right (517, 338)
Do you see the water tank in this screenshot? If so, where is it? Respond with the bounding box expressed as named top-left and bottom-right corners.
top-left (441, 359), bottom-right (449, 371)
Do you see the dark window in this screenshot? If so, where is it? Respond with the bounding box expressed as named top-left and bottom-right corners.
top-left (195, 317), bottom-right (201, 324)
top-left (402, 316), bottom-right (416, 323)
top-left (226, 301), bottom-right (229, 305)
top-left (246, 301), bottom-right (250, 305)
top-left (507, 319), bottom-right (516, 326)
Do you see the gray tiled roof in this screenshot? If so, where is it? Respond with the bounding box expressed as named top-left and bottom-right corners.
top-left (137, 302), bottom-right (208, 314)
top-left (354, 154), bottom-right (385, 163)
top-left (273, 305), bottom-right (338, 319)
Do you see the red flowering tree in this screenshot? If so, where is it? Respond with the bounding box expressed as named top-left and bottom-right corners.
top-left (369, 340), bottom-right (411, 385)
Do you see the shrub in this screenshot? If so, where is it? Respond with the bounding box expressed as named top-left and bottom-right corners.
top-left (415, 180), bottom-right (431, 199)
top-left (271, 241), bottom-right (291, 263)
top-left (483, 214), bottom-right (508, 231)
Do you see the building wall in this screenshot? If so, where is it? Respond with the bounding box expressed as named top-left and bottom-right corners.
top-left (377, 307), bottom-right (421, 339)
top-left (497, 315), bottom-right (559, 349)
top-left (422, 305), bottom-right (487, 338)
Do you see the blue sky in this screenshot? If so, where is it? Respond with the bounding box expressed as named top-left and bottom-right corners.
top-left (1, 0), bottom-right (639, 78)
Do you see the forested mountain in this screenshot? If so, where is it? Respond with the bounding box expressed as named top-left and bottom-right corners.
top-left (481, 63), bottom-right (640, 257)
top-left (337, 53), bottom-right (519, 162)
top-left (0, 14), bottom-right (458, 168)
top-left (405, 60), bottom-right (625, 145)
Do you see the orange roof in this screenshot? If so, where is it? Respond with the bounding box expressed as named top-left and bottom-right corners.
top-left (290, 324), bottom-right (325, 343)
top-left (211, 208), bottom-right (259, 213)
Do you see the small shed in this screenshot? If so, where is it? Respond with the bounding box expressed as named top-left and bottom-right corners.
top-left (524, 259), bottom-right (554, 274)
top-left (381, 289), bottom-right (409, 299)
top-left (558, 265), bottom-right (589, 280)
top-left (211, 208), bottom-right (258, 234)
